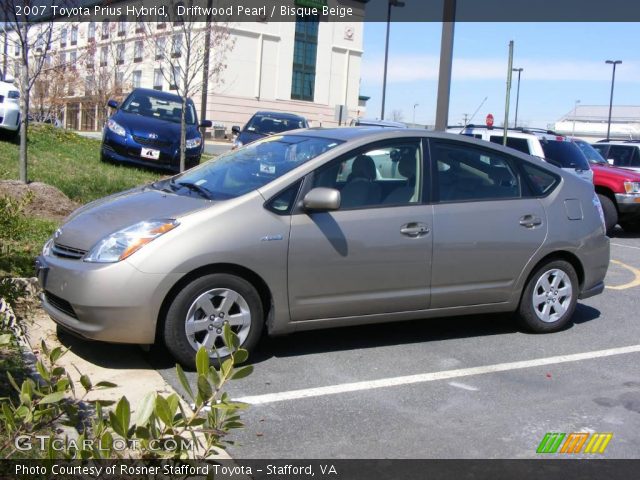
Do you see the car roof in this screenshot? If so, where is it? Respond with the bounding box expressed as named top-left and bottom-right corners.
top-left (593, 141), bottom-right (640, 146)
top-left (253, 111), bottom-right (307, 121)
top-left (354, 119), bottom-right (408, 128)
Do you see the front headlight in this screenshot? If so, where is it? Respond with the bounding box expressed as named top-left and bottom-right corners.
top-left (107, 119), bottom-right (126, 137)
top-left (624, 181), bottom-right (640, 194)
top-left (42, 238), bottom-right (53, 256)
top-left (186, 137), bottom-right (202, 149)
top-left (84, 219), bottom-right (179, 263)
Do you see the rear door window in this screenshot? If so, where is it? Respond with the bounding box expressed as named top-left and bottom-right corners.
top-left (489, 136), bottom-right (531, 154)
top-left (540, 140), bottom-right (590, 170)
top-left (608, 145), bottom-right (635, 167)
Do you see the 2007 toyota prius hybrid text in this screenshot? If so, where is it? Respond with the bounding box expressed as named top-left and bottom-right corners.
top-left (36, 129), bottom-right (609, 367)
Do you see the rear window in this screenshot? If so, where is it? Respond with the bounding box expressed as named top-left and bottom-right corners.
top-left (540, 141), bottom-right (590, 170)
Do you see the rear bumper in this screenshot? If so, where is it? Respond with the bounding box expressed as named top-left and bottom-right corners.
top-left (579, 281), bottom-right (605, 300)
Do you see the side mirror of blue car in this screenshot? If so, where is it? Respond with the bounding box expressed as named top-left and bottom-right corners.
top-left (200, 120), bottom-right (213, 129)
top-left (107, 99), bottom-right (119, 109)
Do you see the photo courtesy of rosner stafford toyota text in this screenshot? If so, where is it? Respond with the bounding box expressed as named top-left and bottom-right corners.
top-left (1, 0), bottom-right (640, 478)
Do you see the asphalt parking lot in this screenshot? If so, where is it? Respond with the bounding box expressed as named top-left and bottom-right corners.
top-left (154, 229), bottom-right (640, 459)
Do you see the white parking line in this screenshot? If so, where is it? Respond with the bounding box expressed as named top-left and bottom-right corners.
top-left (236, 345), bottom-right (640, 405)
top-left (611, 242), bottom-right (640, 251)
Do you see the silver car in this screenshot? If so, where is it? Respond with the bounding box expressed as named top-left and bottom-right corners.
top-left (37, 129), bottom-right (609, 367)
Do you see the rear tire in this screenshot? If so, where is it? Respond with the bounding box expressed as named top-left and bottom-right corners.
top-left (163, 273), bottom-right (263, 369)
top-left (517, 260), bottom-right (578, 333)
top-left (598, 194), bottom-right (618, 235)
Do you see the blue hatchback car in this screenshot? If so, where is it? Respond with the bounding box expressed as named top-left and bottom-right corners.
top-left (101, 89), bottom-right (212, 172)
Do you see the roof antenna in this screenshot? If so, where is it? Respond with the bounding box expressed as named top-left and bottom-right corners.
top-left (459, 96), bottom-right (488, 133)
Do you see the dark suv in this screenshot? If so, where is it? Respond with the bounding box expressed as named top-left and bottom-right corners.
top-left (231, 111), bottom-right (308, 149)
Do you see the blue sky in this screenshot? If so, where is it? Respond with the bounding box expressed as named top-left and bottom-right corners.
top-left (360, 22), bottom-right (640, 128)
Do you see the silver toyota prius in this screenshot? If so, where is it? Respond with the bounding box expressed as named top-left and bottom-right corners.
top-left (37, 129), bottom-right (609, 367)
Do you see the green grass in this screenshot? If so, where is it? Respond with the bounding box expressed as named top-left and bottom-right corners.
top-left (0, 125), bottom-right (162, 204)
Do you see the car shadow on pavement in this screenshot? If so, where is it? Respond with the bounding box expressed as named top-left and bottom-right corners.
top-left (248, 303), bottom-right (602, 364)
top-left (55, 325), bottom-right (176, 370)
top-left (610, 226), bottom-right (640, 239)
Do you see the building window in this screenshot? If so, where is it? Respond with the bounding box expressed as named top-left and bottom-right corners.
top-left (132, 70), bottom-right (142, 89)
top-left (291, 15), bottom-right (318, 101)
top-left (70, 50), bottom-right (77, 67)
top-left (116, 43), bottom-right (125, 65)
top-left (100, 46), bottom-right (108, 67)
top-left (85, 76), bottom-right (95, 95)
top-left (155, 37), bottom-right (166, 60)
top-left (88, 22), bottom-right (95, 42)
top-left (136, 20), bottom-right (145, 34)
top-left (118, 17), bottom-right (126, 37)
top-left (60, 27), bottom-right (67, 47)
top-left (86, 52), bottom-right (94, 69)
top-left (102, 20), bottom-right (110, 39)
top-left (71, 25), bottom-right (78, 45)
top-left (153, 69), bottom-right (163, 90)
top-left (35, 36), bottom-right (45, 53)
top-left (14, 43), bottom-right (20, 56)
top-left (59, 51), bottom-right (66, 68)
top-left (134, 41), bottom-right (143, 62)
top-left (171, 34), bottom-right (182, 58)
top-left (170, 66), bottom-right (181, 90)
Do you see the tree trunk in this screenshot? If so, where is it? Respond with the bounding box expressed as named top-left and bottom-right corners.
top-left (19, 58), bottom-right (29, 184)
top-left (180, 96), bottom-right (187, 172)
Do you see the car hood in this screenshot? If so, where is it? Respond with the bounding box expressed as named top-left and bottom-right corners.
top-left (591, 163), bottom-right (640, 180)
top-left (113, 111), bottom-right (198, 140)
top-left (55, 187), bottom-right (209, 251)
top-left (237, 130), bottom-right (267, 145)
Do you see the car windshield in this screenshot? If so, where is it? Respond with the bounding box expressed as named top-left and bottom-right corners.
top-left (164, 135), bottom-right (342, 200)
top-left (246, 114), bottom-right (306, 135)
top-left (574, 140), bottom-right (607, 165)
top-left (121, 92), bottom-right (196, 125)
top-left (540, 140), bottom-right (591, 170)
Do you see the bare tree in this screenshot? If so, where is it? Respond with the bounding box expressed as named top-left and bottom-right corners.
top-left (392, 109), bottom-right (405, 122)
top-left (81, 21), bottom-right (135, 128)
top-left (0, 3), bottom-right (74, 183)
top-left (144, 0), bottom-right (234, 172)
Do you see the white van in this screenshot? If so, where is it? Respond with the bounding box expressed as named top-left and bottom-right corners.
top-left (448, 126), bottom-right (594, 184)
top-left (0, 73), bottom-right (20, 136)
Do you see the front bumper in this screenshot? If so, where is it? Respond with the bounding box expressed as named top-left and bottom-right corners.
top-left (615, 193), bottom-right (640, 215)
top-left (101, 130), bottom-right (201, 172)
top-left (36, 253), bottom-right (181, 345)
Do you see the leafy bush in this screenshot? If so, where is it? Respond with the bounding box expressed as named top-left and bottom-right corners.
top-left (0, 324), bottom-right (252, 460)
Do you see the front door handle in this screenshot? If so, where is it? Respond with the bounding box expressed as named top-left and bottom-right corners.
top-left (519, 215), bottom-right (542, 228)
top-left (400, 222), bottom-right (430, 237)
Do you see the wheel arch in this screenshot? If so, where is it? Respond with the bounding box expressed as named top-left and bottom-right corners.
top-left (519, 251), bottom-right (585, 306)
top-left (155, 263), bottom-right (274, 342)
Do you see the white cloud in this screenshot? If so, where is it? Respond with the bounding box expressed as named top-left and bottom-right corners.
top-left (361, 54), bottom-right (640, 84)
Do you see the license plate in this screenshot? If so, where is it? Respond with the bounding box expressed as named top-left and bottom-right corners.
top-left (141, 148), bottom-right (160, 160)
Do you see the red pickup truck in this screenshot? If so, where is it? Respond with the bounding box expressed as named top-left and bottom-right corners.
top-left (574, 139), bottom-right (640, 234)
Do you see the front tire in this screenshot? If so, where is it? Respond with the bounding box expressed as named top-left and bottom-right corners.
top-left (164, 274), bottom-right (264, 369)
top-left (517, 260), bottom-right (578, 333)
top-left (598, 194), bottom-right (618, 235)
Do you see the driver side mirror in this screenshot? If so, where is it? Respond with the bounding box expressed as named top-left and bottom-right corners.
top-left (231, 125), bottom-right (241, 135)
top-left (200, 120), bottom-right (212, 128)
top-left (303, 188), bottom-right (341, 212)
top-left (107, 99), bottom-right (119, 109)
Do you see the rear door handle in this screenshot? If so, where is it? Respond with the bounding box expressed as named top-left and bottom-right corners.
top-left (519, 215), bottom-right (542, 228)
top-left (400, 222), bottom-right (430, 237)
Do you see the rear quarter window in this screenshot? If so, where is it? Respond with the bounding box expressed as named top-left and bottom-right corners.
top-left (521, 163), bottom-right (559, 197)
top-left (489, 136), bottom-right (531, 154)
top-left (540, 141), bottom-right (590, 171)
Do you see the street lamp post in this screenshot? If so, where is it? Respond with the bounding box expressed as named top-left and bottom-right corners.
top-left (413, 103), bottom-right (419, 124)
top-left (512, 67), bottom-right (523, 128)
top-left (381, 0), bottom-right (405, 120)
top-left (572, 99), bottom-right (580, 137)
top-left (605, 60), bottom-right (622, 141)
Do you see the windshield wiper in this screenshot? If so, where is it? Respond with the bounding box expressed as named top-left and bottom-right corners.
top-left (171, 180), bottom-right (213, 199)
